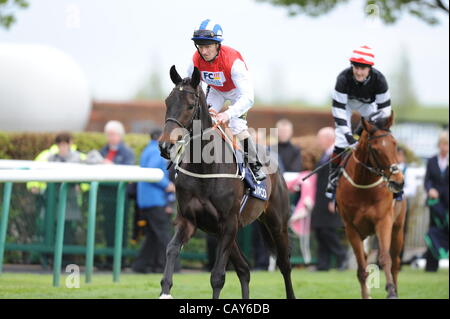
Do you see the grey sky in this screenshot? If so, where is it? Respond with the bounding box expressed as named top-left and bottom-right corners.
top-left (1, 0), bottom-right (448, 106)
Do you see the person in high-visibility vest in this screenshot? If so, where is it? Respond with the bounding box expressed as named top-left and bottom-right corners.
top-left (26, 138), bottom-right (88, 194)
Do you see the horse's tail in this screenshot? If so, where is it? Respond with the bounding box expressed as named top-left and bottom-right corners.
top-left (259, 221), bottom-right (277, 256)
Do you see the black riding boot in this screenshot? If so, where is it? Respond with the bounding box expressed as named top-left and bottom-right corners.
top-left (242, 137), bottom-right (266, 182)
top-left (325, 161), bottom-right (340, 199)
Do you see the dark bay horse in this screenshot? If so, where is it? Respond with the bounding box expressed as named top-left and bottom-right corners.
top-left (157, 65), bottom-right (295, 299)
top-left (336, 113), bottom-right (407, 299)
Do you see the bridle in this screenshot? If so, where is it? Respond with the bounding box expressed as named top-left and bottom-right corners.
top-left (353, 128), bottom-right (401, 181)
top-left (164, 85), bottom-right (201, 134)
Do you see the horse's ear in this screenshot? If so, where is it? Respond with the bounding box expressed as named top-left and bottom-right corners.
top-left (170, 65), bottom-right (182, 85)
top-left (361, 117), bottom-right (372, 132)
top-left (386, 111), bottom-right (394, 128)
top-left (190, 67), bottom-right (201, 88)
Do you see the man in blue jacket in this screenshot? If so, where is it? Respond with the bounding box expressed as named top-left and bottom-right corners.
top-left (132, 128), bottom-right (175, 273)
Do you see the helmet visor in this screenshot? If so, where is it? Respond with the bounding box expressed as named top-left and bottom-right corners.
top-left (193, 29), bottom-right (221, 39)
top-left (351, 61), bottom-right (372, 68)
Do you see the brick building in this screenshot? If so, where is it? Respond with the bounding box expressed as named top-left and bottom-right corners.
top-left (87, 100), bottom-right (337, 137)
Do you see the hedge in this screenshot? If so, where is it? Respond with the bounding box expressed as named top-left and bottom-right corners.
top-left (0, 131), bottom-right (149, 163)
top-left (0, 131), bottom-right (418, 167)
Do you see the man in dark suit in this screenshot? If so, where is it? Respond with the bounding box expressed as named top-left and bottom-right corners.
top-left (276, 119), bottom-right (302, 215)
top-left (311, 127), bottom-right (347, 271)
top-left (423, 131), bottom-right (449, 272)
top-left (276, 119), bottom-right (302, 172)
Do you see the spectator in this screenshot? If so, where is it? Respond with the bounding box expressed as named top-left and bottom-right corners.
top-left (397, 146), bottom-right (416, 198)
top-left (276, 119), bottom-right (302, 211)
top-left (132, 128), bottom-right (175, 273)
top-left (311, 127), bottom-right (347, 271)
top-left (423, 131), bottom-right (449, 272)
top-left (47, 132), bottom-right (86, 263)
top-left (100, 120), bottom-right (135, 165)
top-left (97, 120), bottom-right (135, 269)
top-left (27, 134), bottom-right (84, 194)
top-left (276, 119), bottom-right (302, 172)
top-left (396, 146), bottom-right (409, 263)
top-left (26, 133), bottom-right (88, 266)
top-left (47, 132), bottom-right (85, 164)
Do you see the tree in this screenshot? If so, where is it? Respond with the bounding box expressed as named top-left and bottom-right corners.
top-left (0, 0), bottom-right (28, 29)
top-left (135, 68), bottom-right (165, 100)
top-left (390, 48), bottom-right (420, 115)
top-left (256, 0), bottom-right (449, 25)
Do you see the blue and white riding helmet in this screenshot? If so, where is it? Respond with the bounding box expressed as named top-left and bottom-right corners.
top-left (192, 19), bottom-right (223, 45)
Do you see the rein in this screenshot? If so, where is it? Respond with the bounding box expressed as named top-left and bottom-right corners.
top-left (171, 124), bottom-right (242, 180)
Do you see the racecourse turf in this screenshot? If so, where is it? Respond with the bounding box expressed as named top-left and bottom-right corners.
top-left (0, 266), bottom-right (447, 299)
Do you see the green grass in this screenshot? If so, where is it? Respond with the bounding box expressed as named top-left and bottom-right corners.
top-left (0, 267), bottom-right (447, 299)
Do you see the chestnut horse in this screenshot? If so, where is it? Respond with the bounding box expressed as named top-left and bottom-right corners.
top-left (336, 112), bottom-right (406, 299)
top-left (158, 66), bottom-right (295, 299)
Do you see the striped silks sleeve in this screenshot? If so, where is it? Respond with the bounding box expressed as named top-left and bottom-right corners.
top-left (375, 89), bottom-right (392, 118)
top-left (375, 72), bottom-right (392, 118)
top-left (332, 89), bottom-right (354, 147)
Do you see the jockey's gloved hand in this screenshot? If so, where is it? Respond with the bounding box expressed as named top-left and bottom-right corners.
top-left (345, 133), bottom-right (358, 149)
top-left (348, 141), bottom-right (358, 150)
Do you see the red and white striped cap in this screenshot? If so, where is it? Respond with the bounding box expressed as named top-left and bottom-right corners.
top-left (349, 45), bottom-right (375, 66)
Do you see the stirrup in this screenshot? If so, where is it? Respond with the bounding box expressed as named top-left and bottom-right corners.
top-left (325, 188), bottom-right (335, 200)
top-left (325, 178), bottom-right (337, 199)
top-left (254, 170), bottom-right (266, 181)
top-left (250, 164), bottom-right (266, 181)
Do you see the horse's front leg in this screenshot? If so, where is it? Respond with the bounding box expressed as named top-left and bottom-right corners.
top-left (160, 220), bottom-right (195, 299)
top-left (375, 215), bottom-right (397, 299)
top-left (345, 223), bottom-right (371, 299)
top-left (210, 216), bottom-right (238, 299)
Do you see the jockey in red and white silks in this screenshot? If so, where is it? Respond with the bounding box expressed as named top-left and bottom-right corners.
top-left (187, 19), bottom-right (266, 181)
top-left (187, 45), bottom-right (253, 137)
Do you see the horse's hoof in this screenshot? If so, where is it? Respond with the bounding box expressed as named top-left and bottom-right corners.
top-left (159, 294), bottom-right (173, 299)
top-left (387, 295), bottom-right (398, 299)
